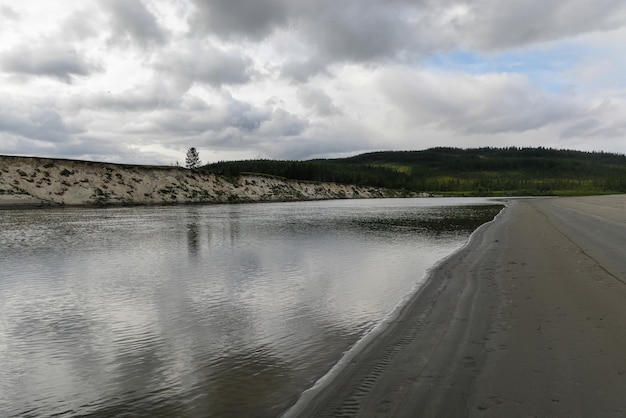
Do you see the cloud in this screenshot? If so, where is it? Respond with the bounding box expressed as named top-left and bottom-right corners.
top-left (275, 0), bottom-right (429, 80)
top-left (379, 67), bottom-right (584, 135)
top-left (0, 43), bottom-right (100, 83)
top-left (189, 0), bottom-right (288, 39)
top-left (3, 0), bottom-right (626, 164)
top-left (560, 99), bottom-right (626, 139)
top-left (224, 96), bottom-right (271, 132)
top-left (52, 136), bottom-right (150, 162)
top-left (187, 0), bottom-right (626, 80)
top-left (63, 78), bottom-right (185, 112)
top-left (101, 0), bottom-right (169, 48)
top-left (156, 44), bottom-right (255, 88)
top-left (189, 0), bottom-right (430, 82)
top-left (1, 5), bottom-right (19, 20)
top-left (99, 93), bottom-right (272, 140)
top-left (131, 95), bottom-right (270, 137)
top-left (462, 0), bottom-right (626, 50)
top-left (112, 93), bottom-right (310, 157)
top-left (281, 58), bottom-right (329, 83)
top-left (258, 108), bottom-right (308, 137)
top-left (262, 119), bottom-right (377, 160)
top-left (294, 0), bottom-right (420, 61)
top-left (297, 87), bottom-right (341, 116)
top-left (0, 132), bottom-right (155, 164)
top-left (561, 118), bottom-right (602, 138)
top-left (60, 8), bottom-right (102, 41)
top-left (0, 99), bottom-right (83, 144)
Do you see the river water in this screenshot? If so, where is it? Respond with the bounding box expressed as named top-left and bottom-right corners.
top-left (0, 198), bottom-right (501, 417)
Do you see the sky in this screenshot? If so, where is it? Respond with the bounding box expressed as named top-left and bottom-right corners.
top-left (1, 0), bottom-right (626, 165)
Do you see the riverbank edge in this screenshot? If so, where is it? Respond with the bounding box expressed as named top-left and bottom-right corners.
top-left (281, 200), bottom-right (510, 417)
top-left (0, 155), bottom-right (392, 209)
top-left (285, 194), bottom-right (626, 417)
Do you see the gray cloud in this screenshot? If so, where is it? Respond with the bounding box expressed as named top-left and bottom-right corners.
top-left (224, 98), bottom-right (271, 132)
top-left (561, 118), bottom-right (602, 138)
top-left (297, 87), bottom-right (341, 116)
top-left (120, 95), bottom-right (310, 157)
top-left (464, 0), bottom-right (626, 50)
top-left (113, 94), bottom-right (272, 138)
top-left (0, 133), bottom-right (156, 164)
top-left (258, 108), bottom-right (308, 137)
top-left (0, 43), bottom-right (99, 83)
top-left (188, 0), bottom-right (626, 79)
top-left (263, 121), bottom-right (376, 160)
top-left (281, 58), bottom-right (329, 83)
top-left (275, 0), bottom-right (426, 79)
top-left (0, 101), bottom-right (83, 144)
top-left (561, 110), bottom-right (626, 139)
top-left (1, 5), bottom-right (19, 20)
top-left (189, 0), bottom-right (422, 79)
top-left (183, 106), bottom-right (372, 160)
top-left (295, 0), bottom-right (416, 62)
top-left (3, 1), bottom-right (626, 164)
top-left (101, 0), bottom-right (169, 48)
top-left (64, 79), bottom-right (183, 112)
top-left (52, 136), bottom-right (171, 164)
top-left (380, 69), bottom-right (584, 135)
top-left (189, 0), bottom-right (288, 39)
top-left (61, 8), bottom-right (101, 41)
top-left (189, 0), bottom-right (418, 54)
top-left (156, 44), bottom-right (255, 88)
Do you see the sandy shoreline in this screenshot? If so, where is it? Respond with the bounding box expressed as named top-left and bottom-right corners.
top-left (285, 195), bottom-right (626, 417)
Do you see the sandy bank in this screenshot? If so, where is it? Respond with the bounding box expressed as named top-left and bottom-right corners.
top-left (0, 155), bottom-right (387, 208)
top-left (286, 195), bottom-right (626, 417)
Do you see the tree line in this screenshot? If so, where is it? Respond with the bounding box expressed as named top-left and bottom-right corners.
top-left (203, 147), bottom-right (626, 195)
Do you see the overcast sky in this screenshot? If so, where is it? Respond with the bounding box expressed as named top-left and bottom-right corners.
top-left (1, 0), bottom-right (625, 164)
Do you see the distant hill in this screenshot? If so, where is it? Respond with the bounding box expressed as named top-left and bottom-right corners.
top-left (204, 147), bottom-right (626, 196)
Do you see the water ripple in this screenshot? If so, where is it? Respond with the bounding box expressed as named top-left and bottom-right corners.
top-left (0, 199), bottom-right (501, 417)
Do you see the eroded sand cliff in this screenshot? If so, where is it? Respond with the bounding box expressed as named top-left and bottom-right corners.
top-left (0, 156), bottom-right (387, 208)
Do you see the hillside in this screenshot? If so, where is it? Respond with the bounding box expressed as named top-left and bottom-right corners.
top-left (205, 147), bottom-right (626, 196)
top-left (0, 156), bottom-right (387, 208)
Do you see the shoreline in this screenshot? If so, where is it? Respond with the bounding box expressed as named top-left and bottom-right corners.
top-left (0, 195), bottom-right (379, 211)
top-left (283, 200), bottom-right (510, 417)
top-left (285, 195), bottom-right (626, 417)
top-left (282, 201), bottom-right (508, 417)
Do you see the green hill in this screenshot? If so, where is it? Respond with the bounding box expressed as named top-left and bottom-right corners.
top-left (204, 147), bottom-right (626, 196)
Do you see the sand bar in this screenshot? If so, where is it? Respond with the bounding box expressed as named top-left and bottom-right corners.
top-left (286, 195), bottom-right (626, 417)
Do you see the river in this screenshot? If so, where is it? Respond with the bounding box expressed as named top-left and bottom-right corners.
top-left (0, 198), bottom-right (501, 417)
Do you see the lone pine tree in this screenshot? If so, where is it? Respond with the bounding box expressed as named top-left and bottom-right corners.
top-left (185, 147), bottom-right (201, 169)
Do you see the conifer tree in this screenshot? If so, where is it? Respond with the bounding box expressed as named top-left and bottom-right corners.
top-left (185, 147), bottom-right (201, 169)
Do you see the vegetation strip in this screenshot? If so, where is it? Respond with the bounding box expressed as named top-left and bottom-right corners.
top-left (206, 147), bottom-right (626, 196)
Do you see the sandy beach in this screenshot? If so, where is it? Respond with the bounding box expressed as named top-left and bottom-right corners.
top-left (286, 195), bottom-right (626, 417)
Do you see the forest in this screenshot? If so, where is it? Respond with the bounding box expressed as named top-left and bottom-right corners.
top-left (203, 147), bottom-right (626, 196)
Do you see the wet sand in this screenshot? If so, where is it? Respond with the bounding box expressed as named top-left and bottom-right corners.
top-left (286, 196), bottom-right (626, 417)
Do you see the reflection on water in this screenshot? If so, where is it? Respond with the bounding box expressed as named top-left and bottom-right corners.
top-left (0, 198), bottom-right (501, 417)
